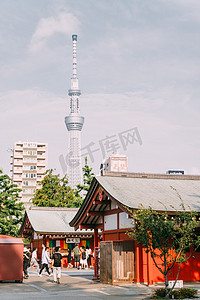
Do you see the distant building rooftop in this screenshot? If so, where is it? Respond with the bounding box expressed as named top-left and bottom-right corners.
top-left (19, 207), bottom-right (93, 236)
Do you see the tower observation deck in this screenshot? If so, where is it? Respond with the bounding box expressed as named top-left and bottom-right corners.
top-left (65, 34), bottom-right (84, 189)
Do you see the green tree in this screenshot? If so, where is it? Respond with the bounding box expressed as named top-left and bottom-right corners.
top-left (0, 169), bottom-right (24, 236)
top-left (32, 169), bottom-right (77, 207)
top-left (76, 157), bottom-right (94, 195)
top-left (127, 188), bottom-right (200, 297)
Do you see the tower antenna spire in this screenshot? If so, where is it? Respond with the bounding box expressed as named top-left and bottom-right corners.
top-left (65, 34), bottom-right (84, 188)
top-left (72, 34), bottom-right (78, 79)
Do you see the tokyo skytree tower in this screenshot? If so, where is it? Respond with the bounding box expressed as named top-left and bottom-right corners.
top-left (65, 35), bottom-right (84, 189)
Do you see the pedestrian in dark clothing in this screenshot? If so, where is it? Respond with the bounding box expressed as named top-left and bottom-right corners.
top-left (86, 246), bottom-right (92, 268)
top-left (52, 247), bottom-right (62, 284)
top-left (23, 247), bottom-right (31, 279)
top-left (80, 247), bottom-right (87, 269)
top-left (67, 249), bottom-right (73, 268)
top-left (50, 247), bottom-right (55, 273)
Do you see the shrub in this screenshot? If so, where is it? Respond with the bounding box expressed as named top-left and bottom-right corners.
top-left (153, 288), bottom-right (166, 298)
top-left (170, 288), bottom-right (198, 299)
top-left (153, 287), bottom-right (198, 299)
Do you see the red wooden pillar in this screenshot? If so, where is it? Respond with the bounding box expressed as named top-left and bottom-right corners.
top-left (46, 237), bottom-right (49, 247)
top-left (102, 216), bottom-right (105, 241)
top-left (117, 213), bottom-right (120, 240)
top-left (147, 251), bottom-right (150, 285)
top-left (94, 228), bottom-right (99, 278)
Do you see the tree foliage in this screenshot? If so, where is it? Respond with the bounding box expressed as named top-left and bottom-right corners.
top-left (0, 169), bottom-right (24, 236)
top-left (127, 187), bottom-right (200, 297)
top-left (32, 169), bottom-right (78, 207)
top-left (76, 157), bottom-right (94, 196)
top-left (32, 159), bottom-right (94, 208)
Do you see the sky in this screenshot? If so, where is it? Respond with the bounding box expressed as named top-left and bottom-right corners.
top-left (0, 0), bottom-right (200, 177)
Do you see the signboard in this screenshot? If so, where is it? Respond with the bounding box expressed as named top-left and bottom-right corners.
top-left (66, 238), bottom-right (80, 244)
top-left (168, 280), bottom-right (183, 289)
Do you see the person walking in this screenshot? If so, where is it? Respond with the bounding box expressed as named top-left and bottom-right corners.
top-left (40, 243), bottom-right (46, 268)
top-left (52, 247), bottom-right (62, 284)
top-left (67, 248), bottom-right (73, 268)
top-left (50, 247), bottom-right (55, 273)
top-left (73, 244), bottom-right (81, 269)
top-left (80, 247), bottom-right (87, 269)
top-left (27, 247), bottom-right (40, 275)
top-left (23, 247), bottom-right (31, 279)
top-left (39, 247), bottom-right (52, 277)
top-left (86, 246), bottom-right (92, 268)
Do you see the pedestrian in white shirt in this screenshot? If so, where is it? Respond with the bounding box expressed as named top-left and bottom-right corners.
top-left (86, 246), bottom-right (92, 268)
top-left (28, 247), bottom-right (40, 274)
top-left (40, 243), bottom-right (46, 268)
top-left (39, 247), bottom-right (52, 277)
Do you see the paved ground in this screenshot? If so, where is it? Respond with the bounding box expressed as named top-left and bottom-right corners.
top-left (1, 269), bottom-right (200, 299)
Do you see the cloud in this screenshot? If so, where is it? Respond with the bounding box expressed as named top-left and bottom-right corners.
top-left (29, 11), bottom-right (80, 53)
top-left (162, 0), bottom-right (200, 23)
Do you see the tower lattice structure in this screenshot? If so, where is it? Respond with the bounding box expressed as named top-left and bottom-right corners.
top-left (65, 35), bottom-right (84, 189)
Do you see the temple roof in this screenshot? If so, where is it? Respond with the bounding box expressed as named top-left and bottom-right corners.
top-left (19, 207), bottom-right (93, 236)
top-left (97, 174), bottom-right (200, 212)
top-left (70, 172), bottom-right (200, 228)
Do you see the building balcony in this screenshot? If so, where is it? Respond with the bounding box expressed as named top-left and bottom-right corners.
top-left (14, 154), bottom-right (23, 159)
top-left (15, 149), bottom-right (23, 153)
top-left (37, 147), bottom-right (46, 152)
top-left (23, 146), bottom-right (37, 150)
top-left (13, 178), bottom-right (22, 182)
top-left (13, 169), bottom-right (23, 173)
top-left (14, 162), bottom-right (23, 166)
top-left (14, 146), bottom-right (23, 151)
top-left (37, 168), bottom-right (46, 173)
top-left (22, 192), bottom-right (35, 196)
top-left (37, 175), bottom-right (45, 180)
top-left (37, 154), bottom-right (46, 159)
top-left (37, 155), bottom-right (46, 159)
top-left (37, 161), bottom-right (46, 167)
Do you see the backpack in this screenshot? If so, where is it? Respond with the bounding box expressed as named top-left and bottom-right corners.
top-left (53, 253), bottom-right (62, 267)
top-left (82, 251), bottom-right (86, 260)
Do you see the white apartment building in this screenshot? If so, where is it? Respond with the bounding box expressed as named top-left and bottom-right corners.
top-left (10, 141), bottom-right (47, 208)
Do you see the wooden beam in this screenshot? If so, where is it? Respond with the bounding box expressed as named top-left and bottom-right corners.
top-left (104, 208), bottom-right (123, 216)
top-left (95, 223), bottom-right (103, 229)
top-left (22, 233), bottom-right (33, 237)
top-left (94, 200), bottom-right (110, 205)
top-left (80, 224), bottom-right (103, 230)
top-left (75, 225), bottom-right (79, 231)
top-left (25, 228), bottom-right (34, 232)
top-left (78, 187), bottom-right (100, 227)
top-left (88, 212), bottom-right (104, 216)
top-left (24, 228), bottom-right (34, 232)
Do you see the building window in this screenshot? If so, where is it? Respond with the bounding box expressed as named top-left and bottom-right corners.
top-left (23, 165), bottom-right (37, 170)
top-left (23, 150), bottom-right (37, 156)
top-left (23, 143), bottom-right (37, 148)
top-left (23, 157), bottom-right (37, 163)
top-left (23, 188), bottom-right (36, 194)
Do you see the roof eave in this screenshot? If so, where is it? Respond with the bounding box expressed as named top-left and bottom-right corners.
top-left (18, 211), bottom-right (28, 236)
top-left (69, 177), bottom-right (99, 227)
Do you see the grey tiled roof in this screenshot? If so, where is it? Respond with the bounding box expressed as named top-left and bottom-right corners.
top-left (26, 208), bottom-right (93, 234)
top-left (97, 175), bottom-right (200, 212)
